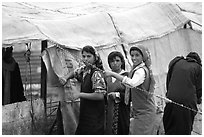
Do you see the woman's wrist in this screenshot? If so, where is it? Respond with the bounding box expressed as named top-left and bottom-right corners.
top-left (78, 92), bottom-right (82, 98)
top-left (111, 71), bottom-right (116, 77)
top-left (79, 93), bottom-right (82, 98)
top-left (64, 75), bottom-right (69, 80)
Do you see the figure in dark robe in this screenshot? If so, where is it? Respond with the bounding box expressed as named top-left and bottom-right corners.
top-left (163, 52), bottom-right (202, 135)
top-left (2, 47), bottom-right (26, 105)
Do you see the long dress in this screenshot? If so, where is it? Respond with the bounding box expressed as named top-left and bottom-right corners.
top-left (105, 71), bottom-right (130, 135)
top-left (129, 65), bottom-right (156, 135)
top-left (74, 66), bottom-right (107, 135)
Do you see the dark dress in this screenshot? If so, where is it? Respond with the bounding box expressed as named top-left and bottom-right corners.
top-left (105, 71), bottom-right (130, 135)
top-left (74, 66), bottom-right (106, 135)
top-left (163, 57), bottom-right (202, 135)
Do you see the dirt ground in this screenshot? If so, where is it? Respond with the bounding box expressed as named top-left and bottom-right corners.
top-left (192, 104), bottom-right (202, 135)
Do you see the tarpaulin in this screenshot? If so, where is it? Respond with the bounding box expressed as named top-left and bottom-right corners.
top-left (42, 46), bottom-right (81, 134)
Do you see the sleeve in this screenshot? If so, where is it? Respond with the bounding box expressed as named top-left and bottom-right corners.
top-left (166, 57), bottom-right (183, 91)
top-left (73, 66), bottom-right (85, 82)
top-left (119, 72), bottom-right (128, 102)
top-left (92, 71), bottom-right (107, 94)
top-left (196, 65), bottom-right (202, 103)
top-left (122, 68), bottom-right (145, 88)
top-left (166, 68), bottom-right (171, 92)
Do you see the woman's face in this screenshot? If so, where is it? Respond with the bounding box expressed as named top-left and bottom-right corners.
top-left (130, 50), bottom-right (143, 67)
top-left (82, 51), bottom-right (95, 66)
top-left (110, 56), bottom-right (122, 73)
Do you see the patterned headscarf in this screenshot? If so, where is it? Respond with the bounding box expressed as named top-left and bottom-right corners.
top-left (130, 44), bottom-right (155, 93)
top-left (81, 45), bottom-right (104, 70)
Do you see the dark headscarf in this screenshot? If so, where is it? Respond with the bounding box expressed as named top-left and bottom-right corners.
top-left (186, 52), bottom-right (201, 66)
top-left (81, 45), bottom-right (104, 70)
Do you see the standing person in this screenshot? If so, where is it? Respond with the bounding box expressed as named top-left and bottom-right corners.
top-left (105, 45), bottom-right (157, 135)
top-left (105, 51), bottom-right (130, 135)
top-left (59, 45), bottom-right (107, 135)
top-left (2, 46), bottom-right (26, 105)
top-left (163, 52), bottom-right (202, 135)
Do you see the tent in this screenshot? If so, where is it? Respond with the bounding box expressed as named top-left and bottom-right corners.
top-left (2, 2), bottom-right (202, 135)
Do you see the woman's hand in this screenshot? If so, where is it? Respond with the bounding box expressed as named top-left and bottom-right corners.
top-left (107, 92), bottom-right (116, 100)
top-left (73, 92), bottom-right (80, 100)
top-left (104, 70), bottom-right (113, 77)
top-left (59, 77), bottom-right (67, 85)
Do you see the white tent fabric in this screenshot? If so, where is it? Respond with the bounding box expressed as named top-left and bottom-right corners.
top-left (110, 3), bottom-right (189, 43)
top-left (176, 2), bottom-right (202, 15)
top-left (2, 14), bottom-right (47, 45)
top-left (3, 2), bottom-right (191, 48)
top-left (176, 2), bottom-right (202, 31)
top-left (2, 2), bottom-right (202, 135)
top-left (30, 12), bottom-right (120, 48)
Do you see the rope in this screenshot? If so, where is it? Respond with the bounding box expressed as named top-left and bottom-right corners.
top-left (135, 87), bottom-right (202, 115)
top-left (55, 45), bottom-right (202, 115)
top-left (24, 43), bottom-right (36, 134)
top-left (28, 60), bottom-right (37, 132)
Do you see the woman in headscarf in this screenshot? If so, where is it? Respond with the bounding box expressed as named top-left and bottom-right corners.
top-left (163, 52), bottom-right (202, 135)
top-left (105, 51), bottom-right (130, 135)
top-left (105, 44), bottom-right (156, 135)
top-left (59, 45), bottom-right (107, 135)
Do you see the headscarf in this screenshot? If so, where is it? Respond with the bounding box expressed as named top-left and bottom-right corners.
top-left (186, 52), bottom-right (202, 66)
top-left (125, 44), bottom-right (156, 105)
top-left (81, 45), bottom-right (104, 70)
top-left (132, 44), bottom-right (155, 93)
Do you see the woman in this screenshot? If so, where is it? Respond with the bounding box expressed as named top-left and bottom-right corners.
top-left (105, 45), bottom-right (156, 135)
top-left (59, 45), bottom-right (107, 135)
top-left (105, 51), bottom-right (130, 135)
top-left (163, 52), bottom-right (202, 135)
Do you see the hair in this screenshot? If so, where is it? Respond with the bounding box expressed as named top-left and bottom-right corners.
top-left (108, 51), bottom-right (125, 70)
top-left (129, 46), bottom-right (143, 57)
top-left (186, 52), bottom-right (201, 65)
top-left (81, 45), bottom-right (104, 70)
top-left (82, 45), bottom-right (95, 57)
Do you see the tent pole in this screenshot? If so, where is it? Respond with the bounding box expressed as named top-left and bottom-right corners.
top-left (41, 40), bottom-right (47, 116)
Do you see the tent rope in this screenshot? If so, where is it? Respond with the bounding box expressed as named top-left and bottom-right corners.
top-left (54, 45), bottom-right (202, 115)
top-left (24, 43), bottom-right (37, 133)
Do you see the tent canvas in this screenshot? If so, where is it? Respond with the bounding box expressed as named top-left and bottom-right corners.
top-left (2, 2), bottom-right (202, 135)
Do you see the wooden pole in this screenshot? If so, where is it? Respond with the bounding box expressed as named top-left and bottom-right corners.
top-left (41, 40), bottom-right (47, 115)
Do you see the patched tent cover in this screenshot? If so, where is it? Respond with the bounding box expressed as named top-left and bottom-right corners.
top-left (2, 2), bottom-right (202, 135)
